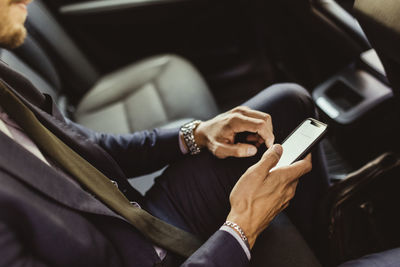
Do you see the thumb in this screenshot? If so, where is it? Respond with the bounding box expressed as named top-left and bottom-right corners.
top-left (216, 142), bottom-right (258, 158)
top-left (256, 144), bottom-right (283, 172)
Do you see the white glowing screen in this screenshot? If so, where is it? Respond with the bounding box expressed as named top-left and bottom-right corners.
top-left (274, 119), bottom-right (325, 169)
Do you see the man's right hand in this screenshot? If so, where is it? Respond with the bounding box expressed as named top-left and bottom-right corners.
top-left (226, 144), bottom-right (312, 249)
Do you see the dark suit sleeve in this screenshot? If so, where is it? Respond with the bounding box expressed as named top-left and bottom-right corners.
top-left (67, 120), bottom-right (185, 177)
top-left (182, 230), bottom-right (249, 267)
top-left (0, 222), bottom-right (48, 267)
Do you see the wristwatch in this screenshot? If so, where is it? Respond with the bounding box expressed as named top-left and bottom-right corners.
top-left (180, 120), bottom-right (202, 155)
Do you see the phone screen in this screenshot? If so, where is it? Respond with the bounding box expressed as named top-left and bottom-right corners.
top-left (273, 119), bottom-right (327, 169)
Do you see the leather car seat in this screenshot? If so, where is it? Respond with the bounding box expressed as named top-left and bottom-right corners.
top-left (75, 54), bottom-right (218, 133)
top-left (4, 0), bottom-right (218, 134)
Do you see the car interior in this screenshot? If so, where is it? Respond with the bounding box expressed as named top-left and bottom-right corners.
top-left (1, 0), bottom-right (399, 265)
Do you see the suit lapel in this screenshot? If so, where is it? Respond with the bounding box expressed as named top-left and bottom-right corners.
top-left (0, 131), bottom-right (128, 221)
top-left (0, 62), bottom-right (142, 201)
top-left (0, 62), bottom-right (126, 181)
top-left (0, 62), bottom-right (143, 221)
top-left (30, 94), bottom-right (143, 202)
top-left (0, 60), bottom-right (46, 108)
top-left (32, 97), bottom-right (129, 183)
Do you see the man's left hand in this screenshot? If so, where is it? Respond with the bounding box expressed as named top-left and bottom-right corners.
top-left (194, 106), bottom-right (274, 159)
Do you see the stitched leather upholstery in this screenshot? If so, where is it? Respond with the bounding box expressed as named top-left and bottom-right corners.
top-left (75, 55), bottom-right (218, 133)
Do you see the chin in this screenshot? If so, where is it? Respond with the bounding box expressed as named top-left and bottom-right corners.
top-left (0, 5), bottom-right (28, 49)
top-left (0, 25), bottom-right (26, 49)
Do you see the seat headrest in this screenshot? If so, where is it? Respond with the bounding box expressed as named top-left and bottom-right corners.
top-left (354, 0), bottom-right (400, 96)
top-left (26, 0), bottom-right (99, 95)
top-left (354, 0), bottom-right (400, 65)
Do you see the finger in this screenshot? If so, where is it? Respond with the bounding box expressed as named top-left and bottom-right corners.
top-left (255, 144), bottom-right (283, 172)
top-left (245, 134), bottom-right (264, 148)
top-left (215, 142), bottom-right (258, 158)
top-left (231, 115), bottom-right (274, 147)
top-left (230, 115), bottom-right (262, 132)
top-left (245, 134), bottom-right (264, 143)
top-left (292, 153), bottom-right (312, 176)
top-left (239, 108), bottom-right (272, 122)
top-left (279, 154), bottom-right (312, 182)
top-left (278, 202), bottom-right (290, 213)
top-left (246, 134), bottom-right (265, 148)
top-left (241, 112), bottom-right (273, 147)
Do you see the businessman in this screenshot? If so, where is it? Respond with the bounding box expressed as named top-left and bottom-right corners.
top-left (0, 0), bottom-right (327, 266)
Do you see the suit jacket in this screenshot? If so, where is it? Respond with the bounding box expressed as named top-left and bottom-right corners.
top-left (0, 61), bottom-right (249, 267)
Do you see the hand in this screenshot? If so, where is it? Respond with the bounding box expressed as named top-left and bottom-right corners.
top-left (194, 106), bottom-right (274, 159)
top-left (227, 144), bottom-right (312, 248)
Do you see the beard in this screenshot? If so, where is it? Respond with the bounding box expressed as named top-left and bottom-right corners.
top-left (0, 24), bottom-right (27, 49)
top-left (0, 1), bottom-right (28, 49)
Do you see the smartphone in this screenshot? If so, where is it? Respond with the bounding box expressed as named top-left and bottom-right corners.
top-left (273, 118), bottom-right (327, 169)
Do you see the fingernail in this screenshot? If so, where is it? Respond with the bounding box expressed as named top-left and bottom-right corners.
top-left (268, 140), bottom-right (274, 147)
top-left (247, 147), bottom-right (257, 156)
top-left (272, 144), bottom-right (282, 156)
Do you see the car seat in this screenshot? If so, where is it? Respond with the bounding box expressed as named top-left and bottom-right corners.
top-left (1, 0), bottom-right (219, 134)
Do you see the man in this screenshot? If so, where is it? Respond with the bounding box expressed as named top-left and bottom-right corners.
top-left (0, 0), bottom-right (327, 266)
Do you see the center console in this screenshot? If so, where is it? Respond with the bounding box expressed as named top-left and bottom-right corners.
top-left (312, 49), bottom-right (398, 171)
top-left (313, 49), bottom-right (393, 125)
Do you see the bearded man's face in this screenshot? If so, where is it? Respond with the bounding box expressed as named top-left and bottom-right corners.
top-left (0, 0), bottom-right (30, 49)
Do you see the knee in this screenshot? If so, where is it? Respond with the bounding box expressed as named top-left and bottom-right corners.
top-left (268, 83), bottom-right (309, 99)
top-left (243, 82), bottom-right (317, 122)
top-left (265, 83), bottom-right (316, 118)
top-left (246, 83), bottom-right (317, 142)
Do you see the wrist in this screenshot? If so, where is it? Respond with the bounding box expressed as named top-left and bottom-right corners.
top-left (193, 121), bottom-right (208, 149)
top-left (223, 221), bottom-right (250, 250)
top-left (180, 120), bottom-right (203, 155)
top-left (179, 132), bottom-right (189, 154)
top-left (227, 213), bottom-right (257, 249)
